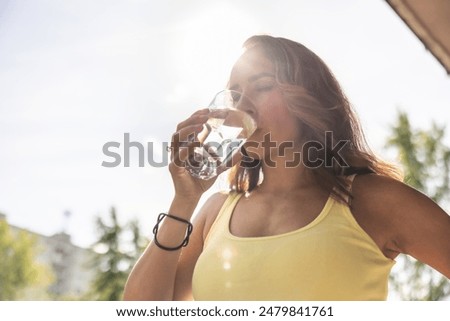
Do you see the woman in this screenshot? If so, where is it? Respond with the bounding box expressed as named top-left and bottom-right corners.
top-left (124, 35), bottom-right (450, 300)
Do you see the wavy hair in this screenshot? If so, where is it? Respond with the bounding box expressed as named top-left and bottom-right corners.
top-left (228, 35), bottom-right (402, 206)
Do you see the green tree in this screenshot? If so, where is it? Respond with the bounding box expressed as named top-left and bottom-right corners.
top-left (128, 218), bottom-right (147, 260)
top-left (386, 111), bottom-right (450, 300)
top-left (89, 207), bottom-right (147, 300)
top-left (0, 218), bottom-right (41, 300)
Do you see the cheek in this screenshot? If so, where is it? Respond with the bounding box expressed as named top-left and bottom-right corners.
top-left (253, 91), bottom-right (300, 138)
top-left (267, 105), bottom-right (299, 139)
top-left (257, 95), bottom-right (286, 126)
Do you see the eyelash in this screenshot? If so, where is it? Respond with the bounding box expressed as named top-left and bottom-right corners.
top-left (255, 84), bottom-right (274, 91)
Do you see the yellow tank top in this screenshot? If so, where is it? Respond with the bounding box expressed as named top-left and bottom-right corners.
top-left (192, 178), bottom-right (395, 300)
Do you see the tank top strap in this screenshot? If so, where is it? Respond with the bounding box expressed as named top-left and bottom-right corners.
top-left (340, 167), bottom-right (375, 202)
top-left (339, 170), bottom-right (377, 206)
top-left (221, 191), bottom-right (243, 216)
top-left (342, 174), bottom-right (357, 205)
top-left (347, 174), bottom-right (357, 192)
top-left (203, 191), bottom-right (244, 246)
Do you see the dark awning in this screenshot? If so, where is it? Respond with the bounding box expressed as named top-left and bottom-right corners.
top-left (386, 0), bottom-right (450, 74)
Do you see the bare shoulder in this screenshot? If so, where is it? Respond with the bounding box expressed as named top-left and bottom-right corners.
top-left (352, 174), bottom-right (450, 277)
top-left (352, 173), bottom-right (445, 216)
top-left (194, 191), bottom-right (231, 240)
top-left (352, 173), bottom-right (408, 199)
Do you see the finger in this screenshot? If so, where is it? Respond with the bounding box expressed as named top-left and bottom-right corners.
top-left (171, 124), bottom-right (204, 147)
top-left (171, 141), bottom-right (195, 168)
top-left (176, 112), bottom-right (209, 132)
top-left (170, 124), bottom-right (205, 164)
top-left (191, 108), bottom-right (210, 117)
top-left (171, 123), bottom-right (214, 167)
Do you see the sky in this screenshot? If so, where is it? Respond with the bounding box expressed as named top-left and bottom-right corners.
top-left (1, 0), bottom-right (449, 254)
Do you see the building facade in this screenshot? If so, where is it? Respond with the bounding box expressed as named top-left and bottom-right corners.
top-left (1, 213), bottom-right (96, 299)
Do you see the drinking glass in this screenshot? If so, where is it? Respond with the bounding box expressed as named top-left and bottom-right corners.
top-left (185, 89), bottom-right (257, 180)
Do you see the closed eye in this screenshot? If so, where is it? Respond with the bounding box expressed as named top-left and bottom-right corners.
top-left (255, 84), bottom-right (274, 91)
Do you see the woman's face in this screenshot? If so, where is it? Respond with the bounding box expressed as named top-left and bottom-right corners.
top-left (229, 48), bottom-right (300, 161)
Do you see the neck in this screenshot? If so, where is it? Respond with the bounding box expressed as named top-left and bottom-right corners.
top-left (254, 156), bottom-right (319, 195)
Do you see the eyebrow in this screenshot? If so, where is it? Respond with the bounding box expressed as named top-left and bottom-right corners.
top-left (229, 72), bottom-right (275, 90)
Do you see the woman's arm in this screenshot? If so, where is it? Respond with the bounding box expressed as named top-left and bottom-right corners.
top-left (172, 192), bottom-right (228, 300)
top-left (388, 180), bottom-right (450, 278)
top-left (124, 108), bottom-right (221, 300)
top-left (123, 192), bottom-right (226, 300)
top-left (123, 194), bottom-right (200, 301)
top-left (124, 193), bottom-right (226, 301)
top-left (355, 174), bottom-right (450, 278)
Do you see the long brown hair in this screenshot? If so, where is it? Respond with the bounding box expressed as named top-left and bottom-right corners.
top-left (228, 35), bottom-right (402, 205)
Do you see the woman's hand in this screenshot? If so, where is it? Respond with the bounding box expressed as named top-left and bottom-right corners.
top-left (168, 108), bottom-right (217, 201)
